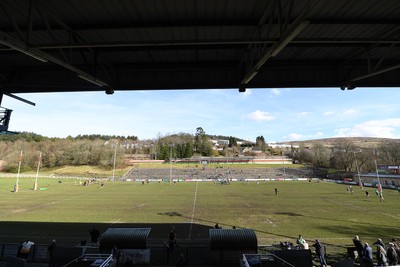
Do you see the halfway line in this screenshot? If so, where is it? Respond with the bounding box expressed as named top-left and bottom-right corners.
top-left (188, 181), bottom-right (199, 240)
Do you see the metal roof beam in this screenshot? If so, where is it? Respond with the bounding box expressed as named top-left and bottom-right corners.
top-left (0, 31), bottom-right (112, 93)
top-left (239, 0), bottom-right (317, 87)
top-left (0, 2), bottom-right (24, 41)
top-left (3, 93), bottom-right (35, 106)
top-left (240, 20), bottom-right (309, 85)
top-left (344, 63), bottom-right (400, 86)
top-left (2, 19), bottom-right (400, 33)
top-left (0, 38), bottom-right (395, 51)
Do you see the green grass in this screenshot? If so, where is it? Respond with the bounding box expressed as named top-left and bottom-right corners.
top-left (31, 165), bottom-right (132, 177)
top-left (0, 175), bottom-right (398, 260)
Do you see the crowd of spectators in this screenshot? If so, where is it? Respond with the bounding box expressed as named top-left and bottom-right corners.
top-left (122, 165), bottom-right (316, 181)
top-left (352, 235), bottom-right (400, 266)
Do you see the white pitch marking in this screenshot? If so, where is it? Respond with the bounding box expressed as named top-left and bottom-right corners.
top-left (0, 195), bottom-right (79, 218)
top-left (244, 202), bottom-right (251, 207)
top-left (188, 181), bottom-right (199, 240)
top-left (112, 218), bottom-right (122, 224)
top-left (264, 218), bottom-right (276, 227)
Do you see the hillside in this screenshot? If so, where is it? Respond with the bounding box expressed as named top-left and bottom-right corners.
top-left (279, 137), bottom-right (400, 148)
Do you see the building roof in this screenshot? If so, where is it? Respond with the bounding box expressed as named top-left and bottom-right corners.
top-left (1, 0), bottom-right (400, 96)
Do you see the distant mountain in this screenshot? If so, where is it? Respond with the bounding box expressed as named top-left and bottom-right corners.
top-left (207, 134), bottom-right (247, 142)
top-left (277, 137), bottom-right (400, 148)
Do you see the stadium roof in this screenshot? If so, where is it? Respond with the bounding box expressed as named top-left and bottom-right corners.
top-left (1, 0), bottom-right (400, 99)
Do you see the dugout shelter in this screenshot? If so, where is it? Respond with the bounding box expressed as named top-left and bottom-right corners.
top-left (210, 228), bottom-right (258, 265)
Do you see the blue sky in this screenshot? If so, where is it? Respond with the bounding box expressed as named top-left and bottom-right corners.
top-left (2, 88), bottom-right (400, 142)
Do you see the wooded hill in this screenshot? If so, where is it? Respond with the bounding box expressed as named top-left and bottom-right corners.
top-left (280, 137), bottom-right (400, 148)
top-left (1, 132), bottom-right (399, 175)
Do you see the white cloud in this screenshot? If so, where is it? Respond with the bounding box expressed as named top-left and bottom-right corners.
top-left (323, 111), bottom-right (334, 116)
top-left (322, 109), bottom-right (358, 118)
top-left (334, 118), bottom-right (400, 138)
top-left (297, 111), bottom-right (311, 117)
top-left (243, 89), bottom-right (252, 96)
top-left (283, 131), bottom-right (325, 141)
top-left (342, 108), bottom-right (358, 116)
top-left (271, 89), bottom-right (281, 95)
top-left (247, 110), bottom-right (274, 122)
top-left (284, 133), bottom-right (304, 140)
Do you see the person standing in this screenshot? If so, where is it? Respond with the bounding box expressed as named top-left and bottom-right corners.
top-left (168, 227), bottom-right (177, 253)
top-left (376, 244), bottom-right (388, 266)
top-left (312, 239), bottom-right (328, 267)
top-left (20, 240), bottom-right (35, 259)
top-left (362, 243), bottom-right (374, 267)
top-left (374, 238), bottom-right (386, 249)
top-left (112, 246), bottom-right (120, 266)
top-left (89, 226), bottom-right (100, 245)
top-left (297, 235), bottom-right (306, 248)
top-left (391, 239), bottom-right (400, 260)
top-left (353, 235), bottom-right (364, 259)
top-left (48, 239), bottom-right (56, 266)
top-left (386, 242), bottom-right (399, 266)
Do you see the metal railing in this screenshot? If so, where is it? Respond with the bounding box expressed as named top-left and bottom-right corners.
top-left (242, 254), bottom-right (295, 267)
top-left (62, 253), bottom-right (113, 267)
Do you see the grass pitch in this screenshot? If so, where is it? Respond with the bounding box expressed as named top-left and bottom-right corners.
top-left (0, 176), bottom-right (398, 258)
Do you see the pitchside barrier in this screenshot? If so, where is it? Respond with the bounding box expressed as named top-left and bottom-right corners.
top-left (0, 243), bottom-right (211, 266)
top-left (0, 243), bottom-right (100, 266)
top-left (0, 241), bottom-right (314, 266)
top-left (0, 242), bottom-right (240, 266)
top-left (0, 243), bottom-right (49, 263)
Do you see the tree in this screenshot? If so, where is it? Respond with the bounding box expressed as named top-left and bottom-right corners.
top-left (228, 136), bottom-right (237, 148)
top-left (311, 143), bottom-right (329, 168)
top-left (255, 135), bottom-right (268, 152)
top-left (293, 145), bottom-right (313, 164)
top-left (329, 140), bottom-right (359, 172)
top-left (194, 127), bottom-right (204, 153)
top-left (194, 127), bottom-right (213, 156)
top-left (353, 148), bottom-right (375, 173)
top-left (378, 141), bottom-right (400, 166)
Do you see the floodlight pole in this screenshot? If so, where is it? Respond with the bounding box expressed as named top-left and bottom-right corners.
top-left (169, 144), bottom-right (173, 183)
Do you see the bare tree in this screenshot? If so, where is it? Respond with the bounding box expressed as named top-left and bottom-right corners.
top-left (378, 141), bottom-right (400, 166)
top-left (293, 145), bottom-right (313, 164)
top-left (353, 148), bottom-right (375, 173)
top-left (311, 143), bottom-right (329, 167)
top-left (330, 139), bottom-right (359, 172)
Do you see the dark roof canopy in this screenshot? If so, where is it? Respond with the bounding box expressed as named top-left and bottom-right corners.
top-left (1, 0), bottom-right (400, 96)
top-left (209, 228), bottom-right (258, 251)
top-left (99, 228), bottom-right (150, 250)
